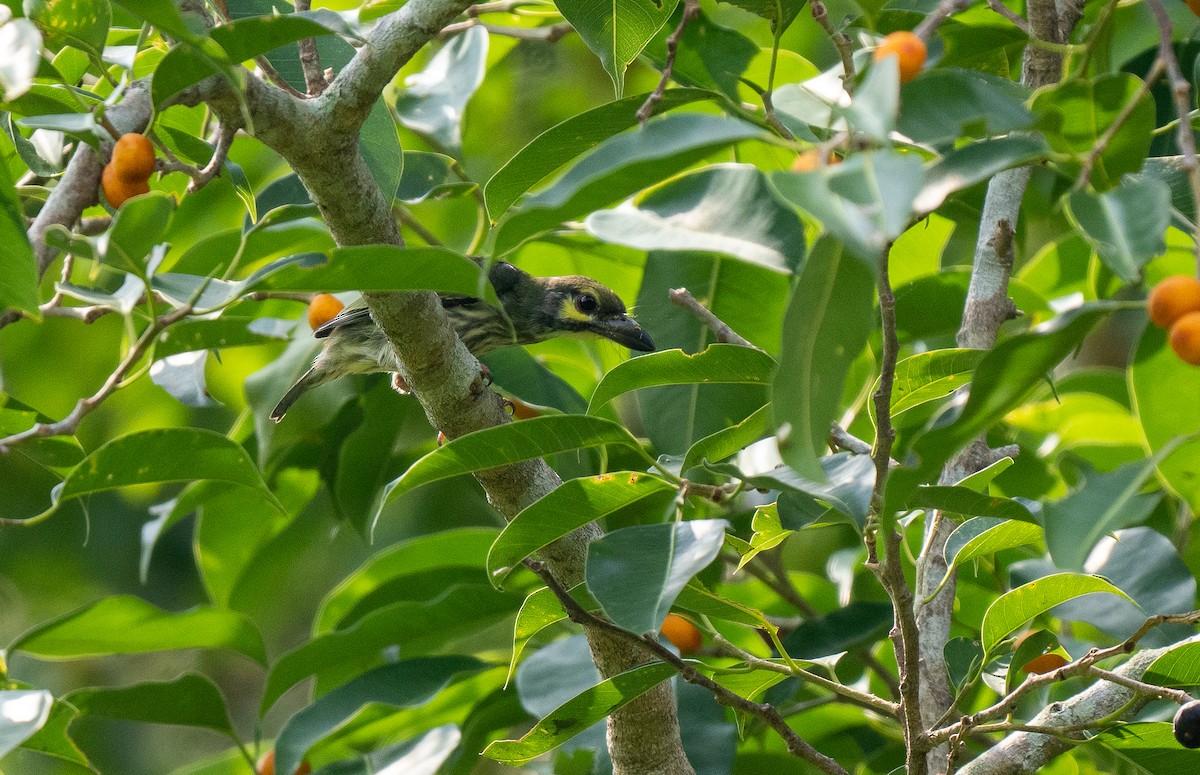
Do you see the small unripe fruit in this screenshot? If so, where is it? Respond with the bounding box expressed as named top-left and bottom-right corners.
top-left (873, 31), bottom-right (927, 84)
top-left (1173, 699), bottom-right (1200, 748)
top-left (257, 749), bottom-right (312, 775)
top-left (1148, 275), bottom-right (1200, 329)
top-left (1020, 653), bottom-right (1068, 675)
top-left (307, 294), bottom-right (345, 331)
top-left (111, 133), bottom-right (156, 183)
top-left (660, 613), bottom-right (702, 654)
top-left (101, 163), bottom-right (150, 208)
top-left (1170, 312), bottom-right (1200, 366)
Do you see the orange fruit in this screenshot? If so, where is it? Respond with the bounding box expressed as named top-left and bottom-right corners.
top-left (1148, 275), bottom-right (1200, 329)
top-left (873, 31), bottom-right (927, 84)
top-left (1170, 312), bottom-right (1200, 366)
top-left (111, 132), bottom-right (156, 183)
top-left (660, 613), bottom-right (702, 654)
top-left (505, 397), bottom-right (542, 420)
top-left (1187, 0), bottom-right (1200, 18)
top-left (1020, 653), bottom-right (1068, 675)
top-left (101, 163), bottom-right (150, 208)
top-left (257, 750), bottom-right (312, 775)
top-left (307, 294), bottom-right (345, 331)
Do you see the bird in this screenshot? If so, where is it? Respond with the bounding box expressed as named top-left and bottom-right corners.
top-left (270, 261), bottom-right (655, 421)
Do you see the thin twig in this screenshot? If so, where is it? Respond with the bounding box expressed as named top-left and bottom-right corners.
top-left (439, 19), bottom-right (572, 41)
top-left (809, 1), bottom-right (854, 86)
top-left (668, 288), bottom-right (757, 348)
top-left (985, 0), bottom-right (1031, 33)
top-left (1075, 59), bottom-right (1164, 189)
top-left (1147, 0), bottom-right (1200, 265)
top-left (914, 0), bottom-right (972, 38)
top-left (254, 55), bottom-right (308, 98)
top-left (637, 0), bottom-right (699, 124)
top-left (191, 121), bottom-right (237, 191)
top-left (294, 0), bottom-right (328, 96)
top-left (0, 305), bottom-right (193, 453)
top-left (524, 559), bottom-right (852, 775)
top-left (393, 204), bottom-right (445, 246)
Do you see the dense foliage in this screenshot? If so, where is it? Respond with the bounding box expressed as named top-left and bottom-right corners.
top-left (4, 0), bottom-right (1200, 774)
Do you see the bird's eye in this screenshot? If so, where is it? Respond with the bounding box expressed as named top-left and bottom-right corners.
top-left (574, 293), bottom-right (598, 314)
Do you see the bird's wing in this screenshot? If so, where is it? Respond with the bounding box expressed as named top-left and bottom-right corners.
top-left (313, 306), bottom-right (373, 339)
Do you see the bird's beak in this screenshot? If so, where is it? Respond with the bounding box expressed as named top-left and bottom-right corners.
top-left (597, 317), bottom-right (656, 352)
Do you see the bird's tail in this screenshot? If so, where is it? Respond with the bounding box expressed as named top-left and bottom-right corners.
top-left (270, 367), bottom-right (322, 423)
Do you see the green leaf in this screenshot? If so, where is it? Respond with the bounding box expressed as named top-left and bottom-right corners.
top-left (908, 486), bottom-right (1037, 523)
top-left (589, 344), bottom-right (776, 414)
top-left (1144, 642), bottom-right (1200, 687)
top-left (506, 584), bottom-right (599, 684)
top-left (258, 245), bottom-right (484, 294)
top-left (707, 453), bottom-right (875, 527)
top-left (884, 305), bottom-right (1110, 522)
top-left (0, 690), bottom-right (52, 759)
top-left (557, 0), bottom-right (677, 95)
top-left (397, 151), bottom-right (470, 204)
top-left (64, 674), bottom-right (234, 735)
top-left (9, 595), bottom-right (267, 664)
top-left (1066, 177), bottom-right (1169, 282)
top-left (585, 164), bottom-right (806, 272)
top-left (642, 8), bottom-right (757, 100)
top-left (1031, 73), bottom-right (1155, 191)
top-left (155, 317), bottom-right (289, 358)
top-left (484, 88), bottom-right (723, 218)
top-left (722, 0), bottom-right (805, 31)
top-left (871, 348), bottom-right (984, 427)
top-left (262, 586), bottom-right (516, 715)
top-left (274, 656), bottom-right (484, 775)
top-left (675, 582), bottom-right (771, 628)
top-left (493, 113), bottom-right (765, 255)
top-left (24, 0), bottom-right (110, 56)
top-left (896, 69), bottom-right (1033, 145)
top-left (780, 602), bottom-right (894, 659)
top-left (13, 694), bottom-right (89, 768)
top-left (374, 416), bottom-right (653, 534)
top-left (770, 151), bottom-right (923, 259)
top-left (361, 97), bottom-right (403, 208)
top-left (112, 0), bottom-right (197, 41)
top-left (772, 237), bottom-right (876, 480)
top-left (980, 573), bottom-right (1135, 656)
top-left (45, 428), bottom-right (278, 518)
top-left (945, 517), bottom-right (1044, 570)
top-left (1088, 722), bottom-right (1198, 771)
top-left (917, 136), bottom-right (1052, 214)
top-left (394, 27), bottom-right (486, 153)
top-left (1131, 324), bottom-right (1200, 512)
top-left (1045, 441), bottom-right (1181, 572)
top-left (0, 150), bottom-right (39, 317)
top-left (586, 519), bottom-right (728, 634)
top-left (484, 662), bottom-right (675, 764)
top-left (733, 504), bottom-right (794, 571)
top-left (486, 473), bottom-right (675, 586)
top-left (316, 527), bottom-right (500, 632)
top-left (681, 404), bottom-right (771, 475)
top-left (210, 11), bottom-right (352, 64)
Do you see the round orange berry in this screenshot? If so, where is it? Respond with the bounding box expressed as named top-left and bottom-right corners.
top-left (307, 293), bottom-right (345, 331)
top-left (1148, 275), bottom-right (1200, 329)
top-left (1170, 311), bottom-right (1200, 366)
top-left (101, 162), bottom-right (150, 208)
top-left (660, 613), bottom-right (702, 654)
top-left (873, 31), bottom-right (927, 84)
top-left (257, 750), bottom-right (312, 775)
top-left (1020, 653), bottom-right (1068, 675)
top-left (111, 133), bottom-right (156, 183)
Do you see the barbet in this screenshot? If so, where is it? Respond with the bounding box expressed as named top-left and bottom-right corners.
top-left (271, 261), bottom-right (654, 421)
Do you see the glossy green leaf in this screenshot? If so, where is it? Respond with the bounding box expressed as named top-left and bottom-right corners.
top-left (980, 573), bottom-right (1134, 656)
top-left (484, 88), bottom-right (723, 218)
top-left (155, 317), bottom-right (289, 358)
top-left (487, 473), bottom-right (675, 586)
top-left (771, 152), bottom-right (923, 259)
top-left (897, 69), bottom-right (1033, 145)
top-left (589, 345), bottom-right (775, 414)
top-left (642, 8), bottom-right (757, 100)
top-left (586, 519), bottom-right (728, 634)
top-left (46, 428), bottom-right (277, 517)
top-left (884, 305), bottom-right (1110, 521)
top-left (871, 348), bottom-right (983, 427)
top-left (0, 151), bottom-right (39, 317)
top-left (733, 504), bottom-right (793, 571)
top-left (1031, 73), bottom-right (1155, 191)
top-left (722, 0), bottom-right (804, 30)
top-left (917, 136), bottom-right (1052, 214)
top-left (10, 693), bottom-right (88, 768)
top-left (25, 0), bottom-right (110, 55)
top-left (707, 453), bottom-right (875, 527)
top-left (1131, 324), bottom-right (1200, 512)
top-left (375, 416), bottom-right (653, 533)
top-left (585, 164), bottom-right (806, 272)
top-left (10, 595), bottom-right (267, 664)
top-left (506, 584), bottom-right (599, 684)
top-left (210, 10), bottom-right (352, 64)
top-left (557, 0), bottom-right (677, 95)
top-left (1144, 642), bottom-right (1200, 687)
top-left (259, 245), bottom-right (484, 294)
top-left (64, 674), bottom-right (233, 734)
top-left (675, 582), bottom-right (770, 628)
top-left (262, 586), bottom-right (516, 714)
top-left (395, 26), bottom-right (486, 152)
top-left (493, 113), bottom-right (765, 255)
top-left (780, 602), bottom-right (894, 659)
top-left (0, 690), bottom-right (52, 759)
top-left (846, 54), bottom-right (899, 142)
top-left (680, 404), bottom-right (770, 475)
top-left (316, 527), bottom-right (499, 632)
top-left (361, 97), bottom-right (403, 207)
top-left (274, 656), bottom-right (484, 775)
top-left (112, 0), bottom-right (196, 41)
top-left (1045, 441), bottom-right (1180, 572)
top-left (945, 517), bottom-right (1043, 570)
top-left (772, 237), bottom-right (876, 480)
top-left (397, 151), bottom-right (469, 204)
top-left (484, 662), bottom-right (675, 764)
top-left (908, 486), bottom-right (1037, 523)
top-left (1088, 722), bottom-right (1198, 772)
top-left (1066, 177), bottom-right (1169, 282)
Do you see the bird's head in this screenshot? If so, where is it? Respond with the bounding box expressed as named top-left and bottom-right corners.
top-left (490, 263), bottom-right (655, 352)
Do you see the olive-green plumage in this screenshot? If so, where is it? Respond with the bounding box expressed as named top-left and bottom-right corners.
top-left (271, 262), bottom-right (654, 421)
